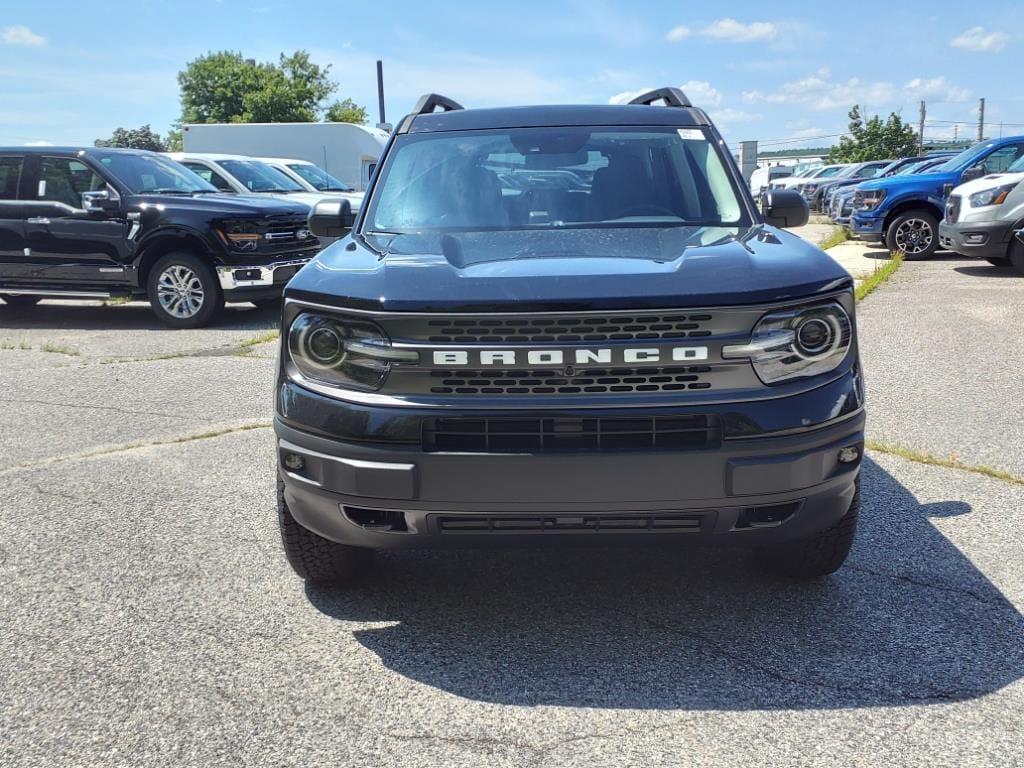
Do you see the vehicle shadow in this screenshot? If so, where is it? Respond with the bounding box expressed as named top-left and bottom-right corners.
top-left (955, 265), bottom-right (1022, 279)
top-left (0, 299), bottom-right (279, 331)
top-left (305, 457), bottom-right (1024, 710)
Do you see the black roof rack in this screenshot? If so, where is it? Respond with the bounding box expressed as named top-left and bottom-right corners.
top-left (411, 93), bottom-right (464, 115)
top-left (627, 87), bottom-right (692, 108)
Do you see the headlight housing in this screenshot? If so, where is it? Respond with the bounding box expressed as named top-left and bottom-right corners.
top-left (286, 313), bottom-right (418, 391)
top-left (968, 182), bottom-right (1019, 208)
top-left (856, 190), bottom-right (886, 212)
top-left (723, 302), bottom-right (853, 384)
top-left (217, 220), bottom-right (261, 251)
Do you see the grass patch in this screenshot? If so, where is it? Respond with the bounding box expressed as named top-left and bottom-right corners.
top-left (819, 227), bottom-right (849, 251)
top-left (855, 252), bottom-right (903, 302)
top-left (102, 296), bottom-right (133, 306)
top-left (40, 342), bottom-right (79, 356)
top-left (234, 329), bottom-right (281, 357)
top-left (867, 440), bottom-right (1024, 486)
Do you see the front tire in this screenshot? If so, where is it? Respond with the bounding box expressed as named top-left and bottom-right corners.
top-left (885, 211), bottom-right (939, 260)
top-left (756, 480), bottom-right (859, 579)
top-left (277, 479), bottom-right (372, 584)
top-left (1008, 239), bottom-right (1024, 276)
top-left (146, 252), bottom-right (223, 328)
top-left (0, 294), bottom-right (41, 307)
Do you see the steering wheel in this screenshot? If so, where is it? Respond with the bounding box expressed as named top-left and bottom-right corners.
top-left (617, 204), bottom-right (678, 218)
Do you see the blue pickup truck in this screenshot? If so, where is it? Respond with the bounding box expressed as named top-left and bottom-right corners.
top-left (851, 136), bottom-right (1024, 258)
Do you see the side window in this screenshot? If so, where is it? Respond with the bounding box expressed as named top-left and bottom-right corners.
top-left (183, 162), bottom-right (233, 192)
top-left (976, 144), bottom-right (1024, 174)
top-left (38, 157), bottom-right (106, 209)
top-left (0, 156), bottom-right (23, 200)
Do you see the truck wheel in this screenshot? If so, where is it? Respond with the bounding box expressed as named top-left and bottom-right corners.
top-left (1009, 239), bottom-right (1024, 276)
top-left (755, 480), bottom-right (859, 579)
top-left (0, 294), bottom-right (41, 307)
top-left (276, 478), bottom-right (372, 584)
top-left (146, 252), bottom-right (223, 328)
top-left (986, 257), bottom-right (1010, 268)
top-left (885, 211), bottom-right (939, 259)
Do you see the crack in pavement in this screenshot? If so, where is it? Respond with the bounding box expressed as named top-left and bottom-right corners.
top-left (845, 563), bottom-right (1011, 609)
top-left (0, 398), bottom-right (179, 419)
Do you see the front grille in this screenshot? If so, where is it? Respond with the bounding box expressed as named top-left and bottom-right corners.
top-left (423, 414), bottom-right (720, 453)
top-left (945, 195), bottom-right (961, 224)
top-left (421, 313), bottom-right (714, 343)
top-left (427, 365), bottom-right (714, 395)
top-left (434, 513), bottom-right (706, 534)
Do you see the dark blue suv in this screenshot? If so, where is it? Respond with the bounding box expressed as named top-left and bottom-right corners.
top-left (851, 136), bottom-right (1024, 258)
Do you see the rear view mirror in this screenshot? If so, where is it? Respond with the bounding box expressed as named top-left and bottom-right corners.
top-left (308, 199), bottom-right (355, 237)
top-left (760, 189), bottom-right (809, 229)
top-left (961, 166), bottom-right (985, 184)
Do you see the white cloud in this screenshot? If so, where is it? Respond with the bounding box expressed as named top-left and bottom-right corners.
top-left (904, 77), bottom-right (971, 102)
top-left (23, 140), bottom-right (53, 146)
top-left (2, 25), bottom-right (45, 46)
top-left (711, 108), bottom-right (761, 123)
top-left (701, 18), bottom-right (778, 43)
top-left (666, 25), bottom-right (691, 42)
top-left (609, 80), bottom-right (721, 107)
top-left (744, 68), bottom-right (969, 112)
top-left (950, 26), bottom-right (1008, 52)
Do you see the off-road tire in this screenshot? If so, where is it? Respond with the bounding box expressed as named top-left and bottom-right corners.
top-left (1008, 238), bottom-right (1024, 276)
top-left (146, 252), bottom-right (223, 328)
top-left (0, 294), bottom-right (41, 307)
top-left (885, 210), bottom-right (939, 260)
top-left (756, 479), bottom-right (859, 579)
top-left (986, 257), bottom-right (1010, 268)
top-left (277, 478), bottom-right (372, 584)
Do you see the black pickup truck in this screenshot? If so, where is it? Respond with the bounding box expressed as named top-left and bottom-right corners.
top-left (273, 89), bottom-right (866, 585)
top-left (0, 147), bottom-right (320, 327)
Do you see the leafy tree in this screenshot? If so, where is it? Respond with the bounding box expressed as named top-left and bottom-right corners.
top-left (94, 124), bottom-right (167, 152)
top-left (325, 98), bottom-right (368, 124)
top-left (178, 50), bottom-right (337, 124)
top-left (829, 105), bottom-right (919, 163)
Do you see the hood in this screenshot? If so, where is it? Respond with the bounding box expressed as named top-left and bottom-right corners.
top-left (260, 191), bottom-right (338, 208)
top-left (128, 192), bottom-right (310, 217)
top-left (857, 169), bottom-right (956, 195)
top-left (286, 226), bottom-right (852, 312)
top-left (310, 190), bottom-right (365, 210)
top-left (951, 171), bottom-right (1024, 197)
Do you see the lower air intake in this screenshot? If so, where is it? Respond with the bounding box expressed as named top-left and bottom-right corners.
top-left (434, 513), bottom-right (705, 534)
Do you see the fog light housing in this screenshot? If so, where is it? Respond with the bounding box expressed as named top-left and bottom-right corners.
top-left (838, 445), bottom-right (861, 464)
top-left (963, 233), bottom-right (987, 245)
top-left (283, 453), bottom-right (305, 471)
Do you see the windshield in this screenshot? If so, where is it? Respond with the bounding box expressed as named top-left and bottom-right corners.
top-left (366, 126), bottom-right (747, 233)
top-left (935, 141), bottom-right (993, 172)
top-left (96, 152), bottom-right (216, 194)
top-left (218, 160), bottom-right (305, 193)
top-left (287, 163), bottom-right (353, 191)
top-left (1007, 155), bottom-right (1024, 173)
top-left (817, 166), bottom-right (846, 178)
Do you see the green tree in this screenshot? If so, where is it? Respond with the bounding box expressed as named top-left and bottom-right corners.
top-left (324, 98), bottom-right (368, 124)
top-left (94, 124), bottom-right (167, 152)
top-left (178, 50), bottom-right (337, 124)
top-left (829, 105), bottom-right (919, 163)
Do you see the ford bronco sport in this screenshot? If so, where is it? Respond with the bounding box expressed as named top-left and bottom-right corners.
top-left (274, 89), bottom-right (865, 584)
top-left (0, 147), bottom-right (321, 327)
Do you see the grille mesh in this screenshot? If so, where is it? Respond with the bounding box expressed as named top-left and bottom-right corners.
top-left (423, 314), bottom-right (714, 343)
top-left (427, 366), bottom-right (714, 395)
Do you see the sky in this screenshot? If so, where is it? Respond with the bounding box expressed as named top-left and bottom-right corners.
top-left (2, 0), bottom-right (1023, 152)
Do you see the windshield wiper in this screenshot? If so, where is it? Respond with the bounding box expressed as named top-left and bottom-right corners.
top-left (147, 188), bottom-right (191, 195)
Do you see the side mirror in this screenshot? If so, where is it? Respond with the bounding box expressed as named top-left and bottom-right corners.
top-left (760, 189), bottom-right (809, 229)
top-left (308, 198), bottom-right (355, 238)
top-left (961, 166), bottom-right (985, 184)
top-left (82, 188), bottom-right (120, 214)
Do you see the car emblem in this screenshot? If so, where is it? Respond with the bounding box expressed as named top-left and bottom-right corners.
top-left (295, 228), bottom-right (310, 240)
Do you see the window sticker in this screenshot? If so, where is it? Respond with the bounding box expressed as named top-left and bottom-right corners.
top-left (38, 180), bottom-right (46, 197)
top-left (677, 129), bottom-right (704, 140)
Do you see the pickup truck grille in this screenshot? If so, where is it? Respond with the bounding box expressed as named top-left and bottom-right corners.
top-left (426, 366), bottom-right (715, 395)
top-left (423, 414), bottom-right (720, 453)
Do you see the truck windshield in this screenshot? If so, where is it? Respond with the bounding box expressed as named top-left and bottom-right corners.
top-left (219, 160), bottom-right (305, 193)
top-left (366, 126), bottom-right (747, 233)
top-left (1007, 155), bottom-right (1024, 173)
top-left (288, 163), bottom-right (353, 192)
top-left (96, 152), bottom-right (216, 195)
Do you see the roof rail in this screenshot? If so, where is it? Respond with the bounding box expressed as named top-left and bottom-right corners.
top-left (627, 87), bottom-right (692, 108)
top-left (411, 93), bottom-right (464, 115)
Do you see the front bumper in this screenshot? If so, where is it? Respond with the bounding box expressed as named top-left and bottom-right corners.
top-left (276, 396), bottom-right (865, 551)
top-left (216, 256), bottom-right (317, 293)
top-left (938, 219), bottom-right (1014, 259)
top-left (851, 212), bottom-right (884, 243)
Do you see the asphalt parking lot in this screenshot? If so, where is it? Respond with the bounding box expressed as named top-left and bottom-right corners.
top-left (2, 254), bottom-right (1023, 767)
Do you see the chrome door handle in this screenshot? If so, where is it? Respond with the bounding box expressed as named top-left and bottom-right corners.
top-left (27, 217), bottom-right (51, 225)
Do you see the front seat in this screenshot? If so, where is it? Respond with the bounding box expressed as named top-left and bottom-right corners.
top-left (589, 154), bottom-right (653, 220)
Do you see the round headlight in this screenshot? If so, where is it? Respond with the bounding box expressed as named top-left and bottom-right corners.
top-left (795, 317), bottom-right (835, 356)
top-left (307, 326), bottom-right (345, 366)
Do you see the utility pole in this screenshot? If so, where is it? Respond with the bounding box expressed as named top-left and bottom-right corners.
top-left (376, 60), bottom-right (387, 130)
top-left (978, 97), bottom-right (985, 142)
top-left (918, 100), bottom-right (926, 154)
top-left (953, 124), bottom-right (958, 141)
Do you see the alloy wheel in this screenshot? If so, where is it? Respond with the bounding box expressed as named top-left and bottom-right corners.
top-left (894, 218), bottom-right (933, 255)
top-left (156, 264), bottom-right (206, 319)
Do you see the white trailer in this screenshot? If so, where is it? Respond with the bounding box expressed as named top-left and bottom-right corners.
top-left (181, 122), bottom-right (389, 191)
